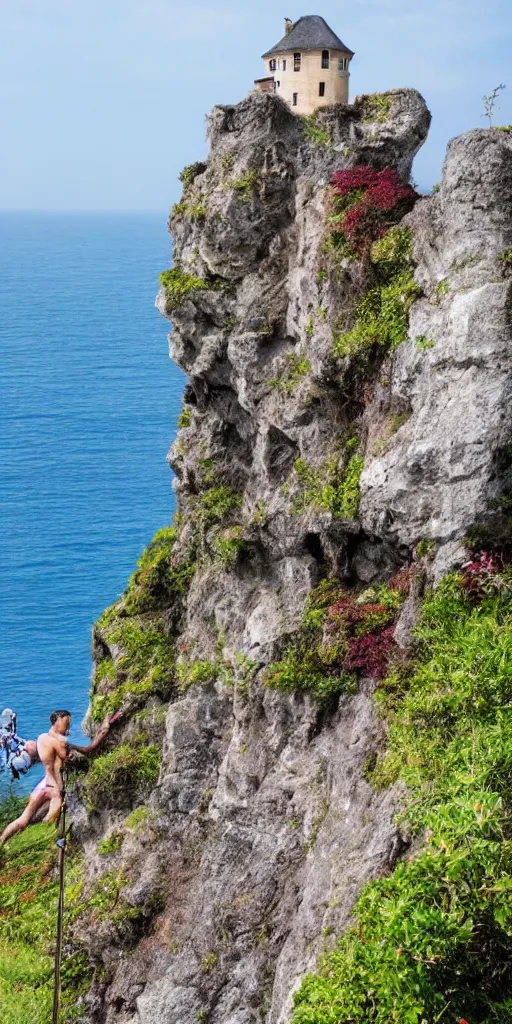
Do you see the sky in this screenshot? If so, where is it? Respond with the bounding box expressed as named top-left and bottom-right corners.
top-left (0, 0), bottom-right (510, 211)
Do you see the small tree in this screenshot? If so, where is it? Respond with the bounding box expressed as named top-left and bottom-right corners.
top-left (482, 83), bottom-right (506, 127)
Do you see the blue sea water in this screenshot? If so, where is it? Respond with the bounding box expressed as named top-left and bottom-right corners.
top-left (0, 213), bottom-right (183, 794)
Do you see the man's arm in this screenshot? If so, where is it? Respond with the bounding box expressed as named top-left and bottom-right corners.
top-left (68, 716), bottom-right (111, 757)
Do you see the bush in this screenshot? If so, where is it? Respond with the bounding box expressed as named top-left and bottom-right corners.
top-left (91, 617), bottom-right (177, 722)
top-left (293, 559), bottom-right (512, 1024)
top-left (159, 267), bottom-right (211, 311)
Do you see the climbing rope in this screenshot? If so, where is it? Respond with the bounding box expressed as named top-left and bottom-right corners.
top-left (52, 768), bottom-right (68, 1024)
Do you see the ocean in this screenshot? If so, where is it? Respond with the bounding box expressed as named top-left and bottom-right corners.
top-left (0, 212), bottom-right (183, 794)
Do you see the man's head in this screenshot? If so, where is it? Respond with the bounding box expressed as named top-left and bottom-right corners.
top-left (50, 710), bottom-right (71, 735)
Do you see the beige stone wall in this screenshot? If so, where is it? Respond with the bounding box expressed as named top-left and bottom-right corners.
top-left (265, 48), bottom-right (351, 115)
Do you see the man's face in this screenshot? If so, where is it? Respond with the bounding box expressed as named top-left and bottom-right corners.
top-left (55, 715), bottom-right (71, 736)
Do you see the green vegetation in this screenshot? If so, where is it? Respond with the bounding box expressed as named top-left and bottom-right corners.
top-left (80, 742), bottom-right (160, 809)
top-left (210, 524), bottom-right (247, 568)
top-left (361, 92), bottom-right (392, 123)
top-left (498, 249), bottom-right (512, 267)
top-left (436, 277), bottom-right (449, 300)
top-left (265, 579), bottom-right (356, 703)
top-left (268, 352), bottom-right (311, 393)
top-left (301, 114), bottom-right (332, 147)
top-left (224, 169), bottom-right (259, 202)
top-left (98, 831), bottom-right (124, 855)
top-left (179, 161), bottom-right (207, 189)
top-left (177, 658), bottom-right (220, 692)
top-left (0, 799), bottom-right (90, 1022)
top-left (122, 526), bottom-right (195, 615)
top-left (333, 228), bottom-right (420, 362)
top-left (91, 617), bottom-right (177, 722)
top-left (415, 335), bottom-right (436, 350)
top-left (286, 438), bottom-right (364, 519)
top-left (416, 536), bottom-right (436, 558)
top-left (177, 404), bottom-right (192, 429)
top-left (159, 267), bottom-right (211, 310)
top-left (125, 805), bottom-right (153, 832)
top-left (294, 563), bottom-right (512, 1023)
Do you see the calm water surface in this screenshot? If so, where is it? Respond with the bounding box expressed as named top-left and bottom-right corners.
top-left (0, 213), bottom-right (183, 793)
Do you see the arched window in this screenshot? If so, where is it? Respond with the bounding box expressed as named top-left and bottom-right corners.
top-left (321, 50), bottom-right (330, 69)
top-left (269, 58), bottom-right (277, 72)
top-left (294, 52), bottom-right (301, 71)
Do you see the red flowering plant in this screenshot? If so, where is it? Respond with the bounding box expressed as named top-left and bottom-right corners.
top-left (460, 551), bottom-right (512, 603)
top-left (327, 166), bottom-right (419, 258)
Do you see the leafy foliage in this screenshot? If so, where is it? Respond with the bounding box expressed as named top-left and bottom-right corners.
top-left (91, 616), bottom-right (177, 722)
top-left (287, 438), bottom-right (364, 519)
top-left (266, 571), bottom-right (411, 703)
top-left (361, 92), bottom-right (393, 123)
top-left (294, 557), bottom-right (512, 1024)
top-left (159, 267), bottom-right (212, 310)
top-left (329, 169), bottom-right (418, 257)
top-left (301, 114), bottom-right (332, 147)
top-left (333, 227), bottom-right (419, 361)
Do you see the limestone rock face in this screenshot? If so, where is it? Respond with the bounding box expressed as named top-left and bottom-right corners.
top-left (75, 94), bottom-right (512, 1024)
top-left (360, 127), bottom-right (512, 577)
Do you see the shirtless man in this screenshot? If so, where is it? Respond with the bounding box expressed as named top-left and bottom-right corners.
top-left (0, 708), bottom-right (113, 846)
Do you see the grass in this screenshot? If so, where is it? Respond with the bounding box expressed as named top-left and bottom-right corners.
top-left (80, 743), bottom-right (160, 810)
top-left (91, 616), bottom-right (177, 722)
top-left (293, 564), bottom-right (512, 1024)
top-left (0, 797), bottom-right (90, 1022)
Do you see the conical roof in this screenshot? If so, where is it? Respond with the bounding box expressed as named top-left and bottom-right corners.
top-left (262, 15), bottom-right (354, 58)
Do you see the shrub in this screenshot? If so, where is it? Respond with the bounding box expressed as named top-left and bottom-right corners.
top-left (179, 161), bottom-right (207, 189)
top-left (159, 268), bottom-right (212, 311)
top-left (177, 405), bottom-right (192, 428)
top-left (329, 169), bottom-right (418, 257)
top-left (193, 485), bottom-right (242, 529)
top-left (265, 574), bottom-right (408, 702)
top-left (293, 560), bottom-right (512, 1024)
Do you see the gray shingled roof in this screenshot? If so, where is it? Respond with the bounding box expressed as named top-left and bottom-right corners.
top-left (262, 15), bottom-right (354, 59)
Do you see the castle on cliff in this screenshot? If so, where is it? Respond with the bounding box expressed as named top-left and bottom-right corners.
top-left (255, 15), bottom-right (354, 115)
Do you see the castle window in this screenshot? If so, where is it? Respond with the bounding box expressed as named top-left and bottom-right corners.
top-left (338, 57), bottom-right (348, 72)
top-left (294, 52), bottom-right (301, 71)
top-left (321, 50), bottom-right (330, 69)
top-left (292, 92), bottom-right (298, 106)
top-left (319, 82), bottom-right (325, 97)
top-left (269, 59), bottom-right (277, 72)
top-left (282, 59), bottom-right (287, 71)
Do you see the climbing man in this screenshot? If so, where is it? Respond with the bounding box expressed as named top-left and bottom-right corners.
top-left (0, 708), bottom-right (114, 846)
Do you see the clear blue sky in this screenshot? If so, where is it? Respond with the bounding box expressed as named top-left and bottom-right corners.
top-left (1, 0), bottom-right (510, 211)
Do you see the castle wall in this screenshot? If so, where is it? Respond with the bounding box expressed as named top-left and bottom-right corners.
top-left (265, 48), bottom-right (351, 115)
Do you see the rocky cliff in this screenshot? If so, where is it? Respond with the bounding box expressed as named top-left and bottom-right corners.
top-left (67, 91), bottom-right (512, 1024)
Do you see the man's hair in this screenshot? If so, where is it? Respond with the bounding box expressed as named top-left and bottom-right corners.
top-left (50, 709), bottom-right (72, 725)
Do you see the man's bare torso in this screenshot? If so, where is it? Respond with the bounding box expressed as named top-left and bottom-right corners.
top-left (36, 731), bottom-right (68, 790)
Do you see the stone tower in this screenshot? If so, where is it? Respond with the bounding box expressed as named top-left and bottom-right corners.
top-left (257, 15), bottom-right (354, 115)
